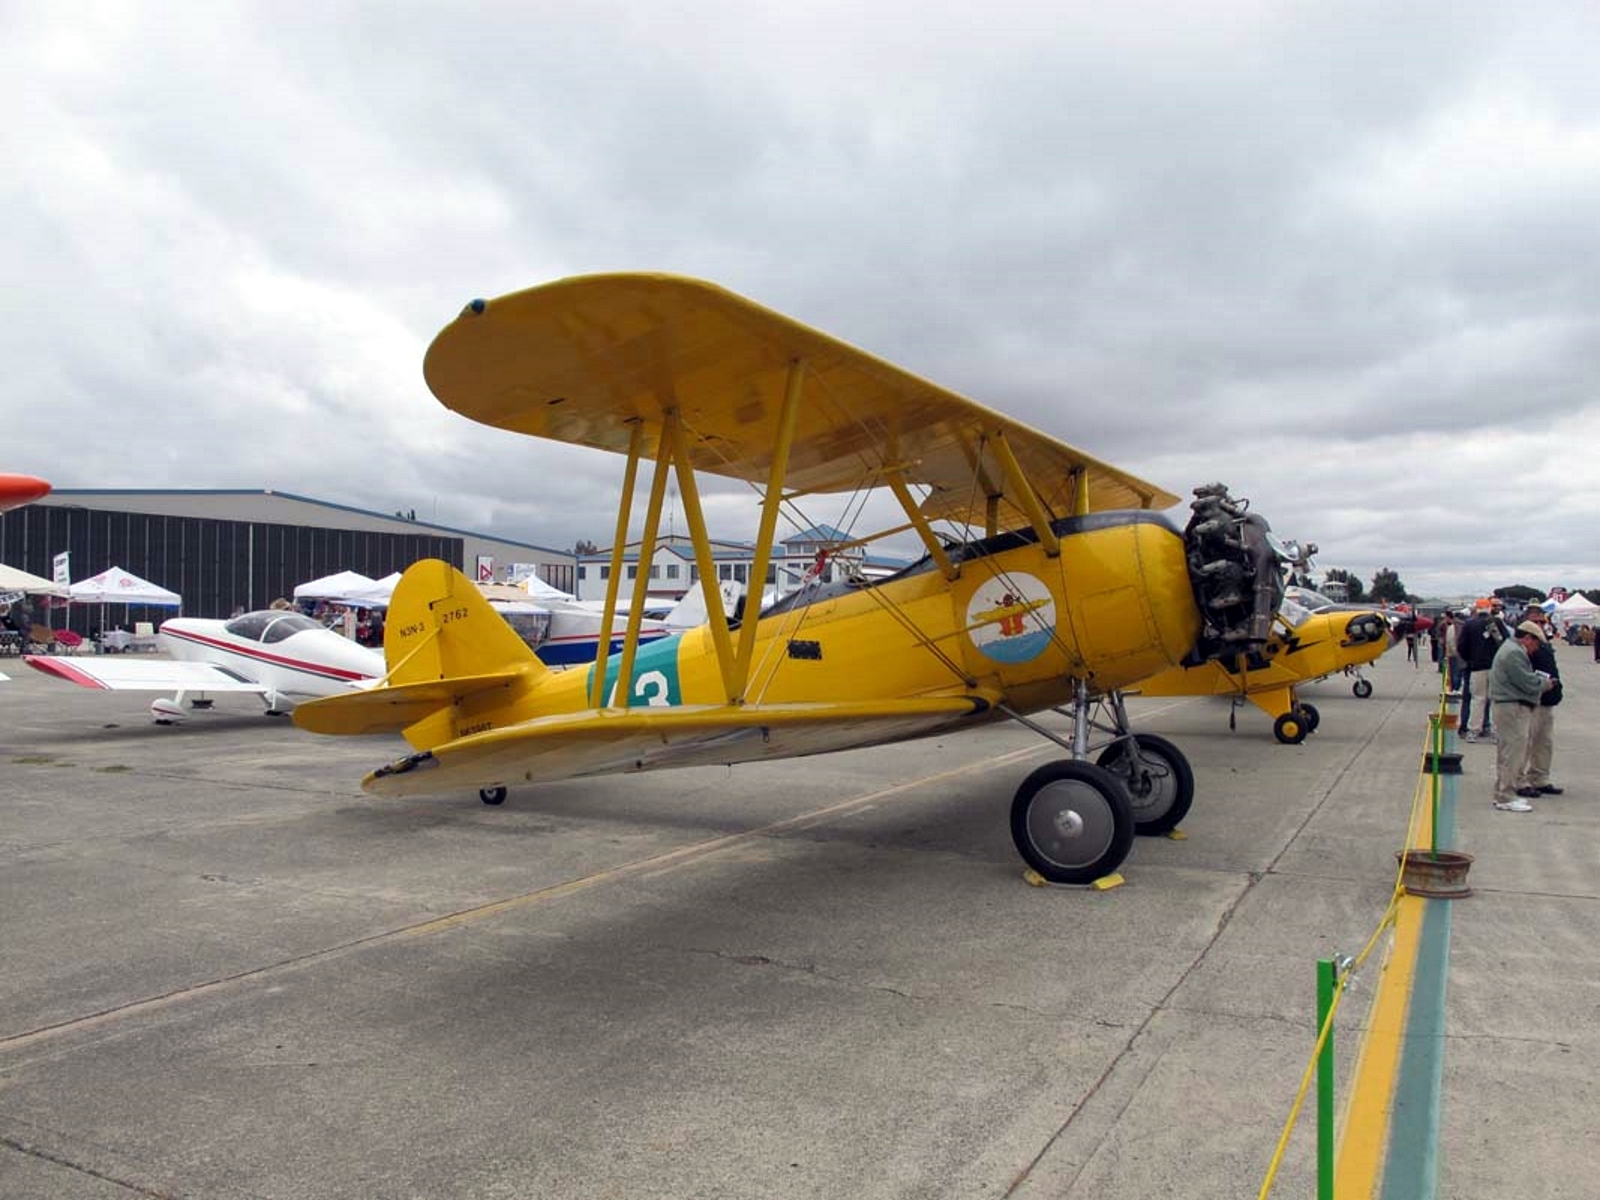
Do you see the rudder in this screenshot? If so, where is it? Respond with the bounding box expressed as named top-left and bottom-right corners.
top-left (385, 559), bottom-right (546, 686)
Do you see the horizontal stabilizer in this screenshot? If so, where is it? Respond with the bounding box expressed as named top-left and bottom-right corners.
top-left (291, 669), bottom-right (529, 736)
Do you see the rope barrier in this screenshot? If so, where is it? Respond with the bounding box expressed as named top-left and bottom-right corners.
top-left (1255, 686), bottom-right (1453, 1198)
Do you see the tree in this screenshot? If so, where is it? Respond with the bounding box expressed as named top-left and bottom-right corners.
top-left (574, 539), bottom-right (599, 556)
top-left (1323, 567), bottom-right (1365, 603)
top-left (1368, 567), bottom-right (1408, 604)
top-left (1494, 584), bottom-right (1543, 603)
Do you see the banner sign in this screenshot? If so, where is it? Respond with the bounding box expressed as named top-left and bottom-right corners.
top-left (53, 551), bottom-right (71, 587)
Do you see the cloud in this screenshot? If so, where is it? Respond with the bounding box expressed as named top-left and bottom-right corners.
top-left (4, 1), bottom-right (1599, 595)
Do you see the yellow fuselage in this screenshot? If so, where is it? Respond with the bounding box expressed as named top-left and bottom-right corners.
top-left (438, 512), bottom-right (1201, 746)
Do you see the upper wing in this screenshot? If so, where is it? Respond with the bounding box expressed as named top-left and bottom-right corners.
top-left (422, 274), bottom-right (1177, 531)
top-left (23, 656), bottom-right (269, 694)
top-left (359, 697), bottom-right (995, 798)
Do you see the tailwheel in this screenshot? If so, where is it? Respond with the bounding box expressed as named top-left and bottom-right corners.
top-left (1095, 734), bottom-right (1195, 836)
top-left (1297, 702), bottom-right (1320, 733)
top-left (479, 787), bottom-right (508, 806)
top-left (1010, 761), bottom-right (1135, 885)
top-left (1273, 711), bottom-right (1308, 744)
top-left (1352, 678), bottom-right (1373, 699)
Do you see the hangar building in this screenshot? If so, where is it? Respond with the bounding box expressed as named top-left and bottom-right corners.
top-left (1, 489), bottom-right (575, 632)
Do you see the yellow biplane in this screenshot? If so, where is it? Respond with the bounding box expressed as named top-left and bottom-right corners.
top-left (294, 274), bottom-right (1287, 884)
top-left (1127, 594), bottom-right (1396, 743)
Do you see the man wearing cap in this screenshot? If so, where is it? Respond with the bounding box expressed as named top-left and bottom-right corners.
top-left (1487, 621), bottom-right (1556, 812)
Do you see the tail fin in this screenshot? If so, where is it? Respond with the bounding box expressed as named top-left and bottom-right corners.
top-left (383, 559), bottom-right (543, 685)
top-left (293, 559), bottom-right (548, 743)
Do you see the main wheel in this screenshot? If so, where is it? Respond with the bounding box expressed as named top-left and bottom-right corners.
top-left (1010, 761), bottom-right (1135, 885)
top-left (1352, 678), bottom-right (1373, 699)
top-left (1297, 702), bottom-right (1320, 733)
top-left (1273, 712), bottom-right (1308, 744)
top-left (1095, 734), bottom-right (1195, 836)
top-left (479, 786), bottom-right (508, 806)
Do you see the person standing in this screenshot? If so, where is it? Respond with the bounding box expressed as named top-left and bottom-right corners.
top-left (1458, 603), bottom-right (1509, 741)
top-left (1487, 621), bottom-right (1555, 812)
top-left (1518, 619), bottom-right (1563, 798)
top-left (1441, 611), bottom-right (1465, 692)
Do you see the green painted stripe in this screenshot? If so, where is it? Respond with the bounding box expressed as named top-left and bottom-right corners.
top-left (1380, 759), bottom-right (1457, 1199)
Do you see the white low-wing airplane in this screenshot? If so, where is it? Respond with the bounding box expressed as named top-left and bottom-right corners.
top-left (25, 609), bottom-right (384, 722)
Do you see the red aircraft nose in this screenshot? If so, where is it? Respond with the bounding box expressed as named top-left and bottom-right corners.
top-left (0, 474), bottom-right (51, 513)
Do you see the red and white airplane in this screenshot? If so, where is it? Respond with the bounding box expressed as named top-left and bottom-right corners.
top-left (25, 609), bottom-right (384, 723)
top-left (0, 473), bottom-right (50, 513)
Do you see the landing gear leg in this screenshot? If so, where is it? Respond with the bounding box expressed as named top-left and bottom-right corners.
top-left (1094, 693), bottom-right (1195, 836)
top-left (1006, 682), bottom-right (1137, 883)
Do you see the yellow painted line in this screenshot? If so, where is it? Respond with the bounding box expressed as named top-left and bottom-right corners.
top-left (1334, 891), bottom-right (1421, 1196)
top-left (1335, 731), bottom-right (1442, 1200)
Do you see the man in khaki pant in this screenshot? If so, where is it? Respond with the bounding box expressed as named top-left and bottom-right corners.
top-left (1488, 621), bottom-right (1555, 812)
top-left (1519, 619), bottom-right (1563, 796)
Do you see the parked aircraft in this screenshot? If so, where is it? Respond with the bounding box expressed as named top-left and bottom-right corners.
top-left (26, 609), bottom-right (384, 722)
top-left (483, 587), bottom-right (675, 666)
top-left (0, 473), bottom-right (50, 513)
top-left (1126, 592), bottom-right (1396, 743)
top-left (293, 273), bottom-right (1288, 885)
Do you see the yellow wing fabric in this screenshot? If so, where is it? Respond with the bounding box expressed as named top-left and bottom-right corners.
top-left (422, 273), bottom-right (1177, 530)
top-left (360, 697), bottom-right (994, 799)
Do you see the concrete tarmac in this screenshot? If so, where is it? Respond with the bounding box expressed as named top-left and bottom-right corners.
top-left (1, 644), bottom-right (1595, 1199)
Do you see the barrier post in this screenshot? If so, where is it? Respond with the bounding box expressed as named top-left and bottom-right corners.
top-left (1317, 957), bottom-right (1336, 1200)
top-left (1430, 713), bottom-right (1442, 858)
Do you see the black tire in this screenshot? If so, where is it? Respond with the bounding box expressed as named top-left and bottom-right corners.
top-left (479, 786), bottom-right (508, 806)
top-left (1010, 761), bottom-right (1135, 884)
top-left (1298, 702), bottom-right (1320, 733)
top-left (1273, 712), bottom-right (1308, 745)
top-left (1352, 678), bottom-right (1373, 699)
top-left (1095, 733), bottom-right (1195, 836)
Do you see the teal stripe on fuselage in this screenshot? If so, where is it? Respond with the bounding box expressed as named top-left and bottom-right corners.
top-left (585, 632), bottom-right (685, 708)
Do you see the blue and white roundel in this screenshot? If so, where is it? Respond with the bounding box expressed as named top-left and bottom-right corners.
top-left (967, 573), bottom-right (1057, 664)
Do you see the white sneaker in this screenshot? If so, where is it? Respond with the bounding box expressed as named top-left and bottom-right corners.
top-left (1461, 730), bottom-right (1478, 743)
top-left (1493, 798), bottom-right (1533, 813)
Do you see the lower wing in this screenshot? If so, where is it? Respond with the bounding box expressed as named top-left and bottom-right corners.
top-left (23, 656), bottom-right (268, 694)
top-left (361, 696), bottom-right (997, 798)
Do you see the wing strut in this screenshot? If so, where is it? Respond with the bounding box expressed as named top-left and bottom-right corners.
top-left (1071, 468), bottom-right (1090, 516)
top-left (590, 421), bottom-right (647, 709)
top-left (734, 358), bottom-right (807, 702)
top-left (989, 430), bottom-right (1061, 557)
top-left (886, 470), bottom-right (958, 581)
top-left (611, 420), bottom-right (675, 707)
top-left (665, 409), bottom-right (740, 704)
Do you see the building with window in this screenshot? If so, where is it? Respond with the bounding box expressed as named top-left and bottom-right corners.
top-left (2, 489), bottom-right (575, 631)
top-left (576, 525), bottom-right (911, 601)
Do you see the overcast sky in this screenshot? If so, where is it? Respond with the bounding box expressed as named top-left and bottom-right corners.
top-left (5, 1), bottom-right (1597, 598)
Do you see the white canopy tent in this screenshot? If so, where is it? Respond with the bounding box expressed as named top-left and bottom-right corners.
top-left (292, 570), bottom-right (378, 605)
top-left (0, 561), bottom-right (70, 598)
top-left (70, 566), bottom-right (181, 607)
top-left (340, 571), bottom-right (402, 608)
top-left (1554, 592), bottom-right (1600, 623)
